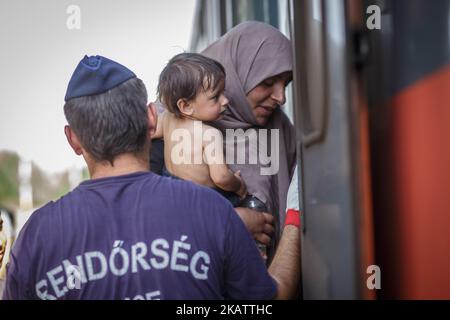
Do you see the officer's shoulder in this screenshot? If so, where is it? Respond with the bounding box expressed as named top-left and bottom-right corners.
top-left (27, 201), bottom-right (56, 223)
top-left (13, 201), bottom-right (56, 242)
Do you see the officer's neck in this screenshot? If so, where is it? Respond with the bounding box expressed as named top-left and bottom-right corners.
top-left (87, 152), bottom-right (149, 180)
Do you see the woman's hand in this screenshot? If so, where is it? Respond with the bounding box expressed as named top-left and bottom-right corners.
top-left (234, 207), bottom-right (275, 245)
top-left (234, 171), bottom-right (247, 199)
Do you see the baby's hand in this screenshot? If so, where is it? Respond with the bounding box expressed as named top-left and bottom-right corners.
top-left (234, 171), bottom-right (247, 199)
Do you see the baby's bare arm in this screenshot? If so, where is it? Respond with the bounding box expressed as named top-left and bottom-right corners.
top-left (203, 126), bottom-right (246, 196)
top-left (209, 163), bottom-right (244, 193)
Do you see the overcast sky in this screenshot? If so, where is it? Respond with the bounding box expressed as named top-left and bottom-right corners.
top-left (0, 0), bottom-right (196, 173)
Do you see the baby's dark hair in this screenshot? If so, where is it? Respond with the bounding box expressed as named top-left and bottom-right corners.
top-left (157, 52), bottom-right (225, 117)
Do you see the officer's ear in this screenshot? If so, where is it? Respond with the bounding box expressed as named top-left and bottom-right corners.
top-left (64, 125), bottom-right (83, 155)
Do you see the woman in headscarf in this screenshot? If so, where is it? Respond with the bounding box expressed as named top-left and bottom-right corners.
top-left (201, 21), bottom-right (297, 257)
top-left (150, 21), bottom-right (297, 260)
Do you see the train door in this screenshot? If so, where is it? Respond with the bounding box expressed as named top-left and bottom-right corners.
top-left (290, 0), bottom-right (375, 299)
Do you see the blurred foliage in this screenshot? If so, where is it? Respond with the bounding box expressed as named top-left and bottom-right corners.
top-left (0, 151), bottom-right (19, 210)
top-left (0, 150), bottom-right (83, 210)
top-left (31, 163), bottom-right (71, 207)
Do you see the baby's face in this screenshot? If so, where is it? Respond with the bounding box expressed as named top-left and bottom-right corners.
top-left (190, 86), bottom-right (229, 122)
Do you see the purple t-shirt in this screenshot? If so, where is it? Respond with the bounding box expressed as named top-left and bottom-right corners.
top-left (2, 172), bottom-right (276, 300)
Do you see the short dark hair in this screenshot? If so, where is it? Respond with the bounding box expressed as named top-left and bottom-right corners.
top-left (64, 77), bottom-right (148, 165)
top-left (157, 53), bottom-right (225, 117)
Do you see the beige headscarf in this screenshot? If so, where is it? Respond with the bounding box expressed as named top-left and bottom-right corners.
top-left (202, 21), bottom-right (297, 238)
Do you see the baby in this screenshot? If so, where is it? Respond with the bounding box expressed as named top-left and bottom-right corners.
top-left (151, 53), bottom-right (246, 206)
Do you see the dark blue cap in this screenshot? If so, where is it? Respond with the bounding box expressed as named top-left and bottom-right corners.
top-left (65, 55), bottom-right (136, 101)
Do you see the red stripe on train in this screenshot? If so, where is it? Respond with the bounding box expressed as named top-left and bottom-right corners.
top-left (389, 64), bottom-right (450, 299)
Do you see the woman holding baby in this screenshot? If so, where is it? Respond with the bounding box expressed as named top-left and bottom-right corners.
top-left (151, 21), bottom-right (297, 262)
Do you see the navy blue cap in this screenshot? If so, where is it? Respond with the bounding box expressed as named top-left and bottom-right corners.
top-left (65, 55), bottom-right (136, 101)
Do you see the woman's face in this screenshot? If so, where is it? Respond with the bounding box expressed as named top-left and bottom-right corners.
top-left (246, 71), bottom-right (292, 126)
